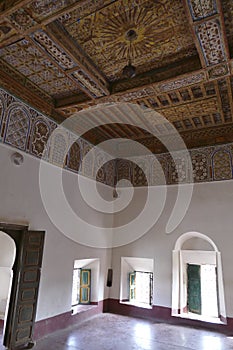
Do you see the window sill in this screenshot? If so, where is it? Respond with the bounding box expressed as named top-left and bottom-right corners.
top-left (120, 301), bottom-right (152, 309)
top-left (177, 312), bottom-right (225, 324)
top-left (71, 304), bottom-right (98, 316)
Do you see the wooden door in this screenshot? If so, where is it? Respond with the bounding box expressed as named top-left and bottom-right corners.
top-left (80, 269), bottom-right (91, 304)
top-left (4, 229), bottom-right (45, 349)
top-left (187, 264), bottom-right (201, 314)
top-left (149, 272), bottom-right (153, 306)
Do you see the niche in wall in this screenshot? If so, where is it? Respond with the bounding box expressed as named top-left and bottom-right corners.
top-left (71, 258), bottom-right (100, 314)
top-left (120, 257), bottom-right (154, 309)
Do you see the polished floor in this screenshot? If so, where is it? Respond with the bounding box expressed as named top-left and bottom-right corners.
top-left (1, 313), bottom-right (233, 350)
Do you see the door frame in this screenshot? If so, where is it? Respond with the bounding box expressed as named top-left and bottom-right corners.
top-left (172, 232), bottom-right (226, 323)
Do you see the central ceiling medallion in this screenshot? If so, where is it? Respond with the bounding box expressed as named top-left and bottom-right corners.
top-left (125, 29), bottom-right (138, 42)
top-left (122, 29), bottom-right (137, 79)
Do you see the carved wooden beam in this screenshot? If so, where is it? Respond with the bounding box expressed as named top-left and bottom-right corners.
top-left (114, 122), bottom-right (233, 156)
top-left (44, 21), bottom-right (109, 98)
top-left (0, 0), bottom-right (32, 14)
top-left (83, 126), bottom-right (113, 144)
top-left (100, 109), bottom-right (142, 138)
top-left (55, 68), bottom-right (208, 115)
top-left (0, 59), bottom-right (64, 123)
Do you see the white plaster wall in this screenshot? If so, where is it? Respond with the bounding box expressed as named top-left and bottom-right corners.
top-left (2, 140), bottom-right (233, 319)
top-left (110, 181), bottom-right (233, 317)
top-left (0, 143), bottom-right (113, 321)
top-left (182, 238), bottom-right (213, 250)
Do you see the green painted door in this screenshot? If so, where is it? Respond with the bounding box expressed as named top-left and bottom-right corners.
top-left (187, 264), bottom-right (201, 314)
top-left (129, 272), bottom-right (136, 301)
top-left (80, 269), bottom-right (91, 304)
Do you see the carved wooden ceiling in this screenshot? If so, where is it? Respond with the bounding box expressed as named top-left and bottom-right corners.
top-left (1, 0), bottom-right (233, 155)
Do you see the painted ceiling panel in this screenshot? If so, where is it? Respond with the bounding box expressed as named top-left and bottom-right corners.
top-left (0, 0), bottom-right (232, 154)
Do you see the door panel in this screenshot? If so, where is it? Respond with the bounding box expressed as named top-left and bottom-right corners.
top-left (187, 264), bottom-right (201, 314)
top-left (129, 272), bottom-right (136, 301)
top-left (149, 272), bottom-right (153, 306)
top-left (4, 230), bottom-right (45, 349)
top-left (80, 269), bottom-right (91, 304)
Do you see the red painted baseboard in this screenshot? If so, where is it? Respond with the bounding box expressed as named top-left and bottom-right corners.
top-left (34, 301), bottom-right (104, 340)
top-left (103, 299), bottom-right (233, 334)
top-left (32, 298), bottom-right (233, 341)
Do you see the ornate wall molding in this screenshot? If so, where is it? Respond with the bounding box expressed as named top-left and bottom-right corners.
top-left (0, 87), bottom-right (114, 187)
top-left (115, 143), bottom-right (233, 186)
top-left (1, 85), bottom-right (233, 188)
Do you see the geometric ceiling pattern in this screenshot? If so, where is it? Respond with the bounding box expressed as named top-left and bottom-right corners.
top-left (1, 0), bottom-right (233, 153)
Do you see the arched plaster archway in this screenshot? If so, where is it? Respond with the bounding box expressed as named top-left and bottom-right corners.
top-left (174, 231), bottom-right (218, 252)
top-left (172, 231), bottom-right (226, 323)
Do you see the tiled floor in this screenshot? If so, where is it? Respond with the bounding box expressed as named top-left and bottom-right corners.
top-left (1, 313), bottom-right (233, 350)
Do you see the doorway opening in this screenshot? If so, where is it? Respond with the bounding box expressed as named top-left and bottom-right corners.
top-left (72, 268), bottom-right (81, 306)
top-left (71, 258), bottom-right (100, 315)
top-left (172, 232), bottom-right (226, 324)
top-left (187, 263), bottom-right (219, 320)
top-left (0, 231), bottom-right (16, 334)
top-left (201, 264), bottom-right (218, 317)
top-left (72, 268), bottom-right (91, 306)
top-left (120, 257), bottom-right (154, 309)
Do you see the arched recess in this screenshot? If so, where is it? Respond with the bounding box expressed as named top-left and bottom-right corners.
top-left (30, 119), bottom-right (51, 158)
top-left (0, 223), bottom-right (45, 349)
top-left (4, 103), bottom-right (31, 151)
top-left (49, 129), bottom-right (69, 167)
top-left (172, 232), bottom-right (226, 323)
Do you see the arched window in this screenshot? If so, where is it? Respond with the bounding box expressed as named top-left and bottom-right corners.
top-left (172, 232), bottom-right (226, 324)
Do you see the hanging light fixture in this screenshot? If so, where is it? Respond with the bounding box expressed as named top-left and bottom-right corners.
top-left (122, 59), bottom-right (136, 79)
top-left (113, 187), bottom-right (118, 198)
top-left (122, 29), bottom-right (137, 78)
